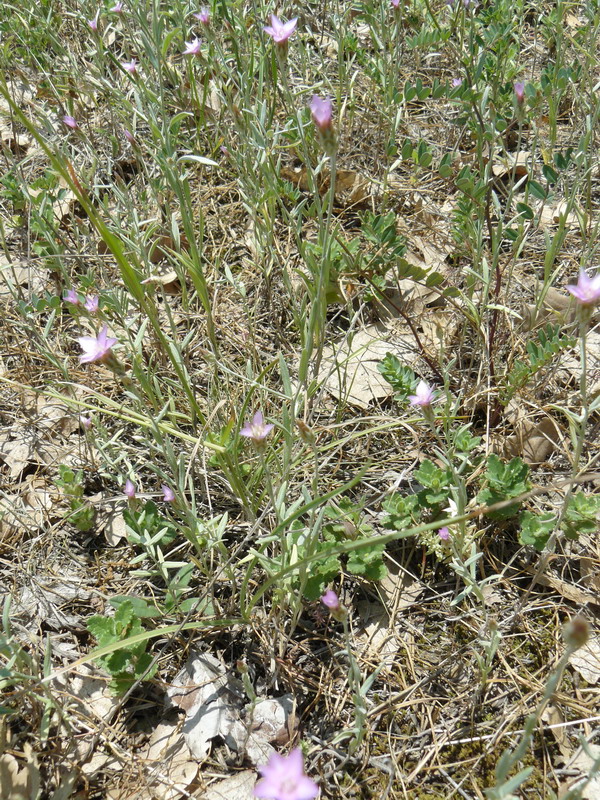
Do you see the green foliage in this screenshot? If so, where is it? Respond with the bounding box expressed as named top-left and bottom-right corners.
top-left (382, 493), bottom-right (421, 532)
top-left (54, 465), bottom-right (95, 532)
top-left (477, 455), bottom-right (530, 520)
top-left (414, 459), bottom-right (453, 508)
top-left (518, 511), bottom-right (555, 551)
top-left (87, 599), bottom-right (158, 694)
top-left (124, 500), bottom-right (177, 548)
top-left (377, 352), bottom-right (417, 403)
top-left (501, 324), bottom-right (576, 404)
top-left (297, 499), bottom-right (387, 600)
top-left (562, 492), bottom-right (600, 540)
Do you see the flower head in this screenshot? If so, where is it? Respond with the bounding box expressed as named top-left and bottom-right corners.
top-left (123, 58), bottom-right (137, 75)
top-left (193, 7), bottom-right (210, 24)
top-left (438, 526), bottom-right (450, 541)
top-left (452, 77), bottom-right (463, 87)
top-left (63, 115), bottom-right (78, 130)
top-left (77, 325), bottom-right (118, 364)
top-left (514, 81), bottom-right (525, 104)
top-left (264, 14), bottom-right (298, 44)
top-left (88, 10), bottom-right (100, 31)
top-left (183, 37), bottom-right (203, 56)
top-left (64, 288), bottom-right (80, 305)
top-left (79, 415), bottom-right (93, 430)
top-left (161, 484), bottom-right (175, 503)
top-left (254, 748), bottom-right (318, 800)
top-left (124, 479), bottom-right (136, 499)
top-left (110, 1), bottom-right (124, 11)
top-left (309, 95), bottom-right (333, 132)
top-left (123, 128), bottom-right (136, 144)
top-left (566, 269), bottom-right (600, 307)
top-left (84, 295), bottom-right (99, 313)
top-left (408, 380), bottom-right (435, 408)
top-left (391, 0), bottom-right (401, 8)
top-left (321, 589), bottom-right (340, 610)
top-left (240, 411), bottom-right (274, 445)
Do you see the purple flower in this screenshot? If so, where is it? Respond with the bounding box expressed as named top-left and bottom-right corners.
top-left (64, 288), bottom-right (80, 305)
top-left (438, 526), bottom-right (450, 541)
top-left (240, 411), bottom-right (274, 444)
top-left (88, 10), bottom-right (100, 31)
top-left (77, 325), bottom-right (118, 364)
top-left (84, 295), bottom-right (99, 313)
top-left (254, 748), bottom-right (318, 800)
top-left (63, 115), bottom-right (78, 130)
top-left (391, 0), bottom-right (401, 8)
top-left (79, 415), bottom-right (93, 430)
top-left (193, 7), bottom-right (210, 24)
top-left (452, 77), bottom-right (463, 87)
top-left (110, 1), bottom-right (124, 11)
top-left (264, 15), bottom-right (298, 44)
top-left (123, 59), bottom-right (137, 75)
top-left (567, 269), bottom-right (600, 307)
top-left (309, 95), bottom-right (333, 132)
top-left (183, 37), bottom-right (203, 56)
top-left (321, 590), bottom-right (340, 611)
top-left (123, 128), bottom-right (136, 144)
top-left (408, 380), bottom-right (435, 408)
top-left (124, 479), bottom-right (136, 499)
top-left (514, 81), bottom-right (525, 104)
top-left (161, 484), bottom-right (176, 503)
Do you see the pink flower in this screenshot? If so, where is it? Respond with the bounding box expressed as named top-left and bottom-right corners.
top-left (63, 115), bottom-right (78, 130)
top-left (123, 59), bottom-right (137, 75)
top-left (452, 77), bottom-right (463, 87)
top-left (438, 526), bottom-right (450, 540)
top-left (124, 479), bottom-right (136, 499)
top-left (309, 95), bottom-right (333, 131)
top-left (321, 590), bottom-right (340, 610)
top-left (183, 37), bottom-right (203, 55)
top-left (77, 325), bottom-right (118, 364)
top-left (193, 7), bottom-right (210, 24)
top-left (88, 10), bottom-right (100, 31)
top-left (264, 14), bottom-right (298, 44)
top-left (79, 415), bottom-right (93, 430)
top-left (110, 1), bottom-right (124, 11)
top-left (240, 411), bottom-right (274, 444)
top-left (566, 269), bottom-right (600, 307)
top-left (514, 81), bottom-right (525, 104)
top-left (123, 128), bottom-right (136, 144)
top-left (161, 484), bottom-right (176, 503)
top-left (84, 295), bottom-right (99, 313)
top-left (254, 748), bottom-right (318, 800)
top-left (408, 380), bottom-right (435, 408)
top-left (64, 288), bottom-right (80, 305)
top-left (391, 0), bottom-right (401, 8)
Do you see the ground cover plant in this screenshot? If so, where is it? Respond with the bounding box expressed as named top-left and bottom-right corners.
top-left (1, 0), bottom-right (600, 796)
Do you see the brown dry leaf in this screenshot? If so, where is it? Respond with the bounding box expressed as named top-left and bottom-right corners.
top-left (0, 258), bottom-right (49, 302)
top-left (503, 401), bottom-right (562, 464)
top-left (378, 561), bottom-right (424, 610)
top-left (0, 122), bottom-right (31, 155)
top-left (525, 565), bottom-right (596, 604)
top-left (229, 694), bottom-right (296, 765)
top-left (541, 704), bottom-right (572, 762)
top-left (536, 200), bottom-right (579, 230)
top-left (36, 396), bottom-right (80, 436)
top-left (566, 12), bottom-right (584, 26)
top-left (560, 744), bottom-right (600, 799)
top-left (280, 166), bottom-right (370, 207)
top-left (52, 663), bottom-right (118, 721)
top-left (569, 638), bottom-right (600, 684)
top-left (317, 324), bottom-right (421, 409)
top-left (560, 332), bottom-right (600, 396)
top-left (166, 652), bottom-right (244, 759)
top-left (141, 268), bottom-right (181, 289)
top-left (144, 720), bottom-right (198, 800)
top-left (97, 506), bottom-right (128, 546)
top-left (0, 754), bottom-right (31, 800)
top-left (196, 770), bottom-right (256, 800)
top-left (491, 151), bottom-right (531, 178)
top-left (355, 599), bottom-right (399, 668)
top-left (520, 286), bottom-right (578, 329)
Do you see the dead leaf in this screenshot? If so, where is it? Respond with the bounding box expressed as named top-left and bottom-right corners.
top-left (0, 259), bottom-right (49, 302)
top-left (355, 599), bottom-right (399, 668)
top-left (541, 704), bottom-right (572, 762)
top-left (525, 565), bottom-right (597, 605)
top-left (280, 166), bottom-right (370, 207)
top-left (560, 332), bottom-right (600, 396)
top-left (491, 151), bottom-right (531, 178)
top-left (229, 695), bottom-right (296, 765)
top-left (503, 401), bottom-right (562, 464)
top-left (318, 324), bottom-right (421, 409)
top-left (0, 754), bottom-right (31, 800)
top-left (166, 652), bottom-right (244, 759)
top-left (569, 638), bottom-right (600, 684)
top-left (561, 744), bottom-right (600, 799)
top-left (144, 720), bottom-right (198, 800)
top-left (196, 770), bottom-right (256, 800)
